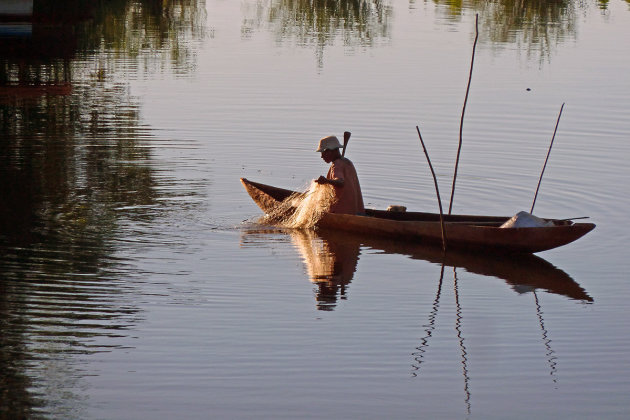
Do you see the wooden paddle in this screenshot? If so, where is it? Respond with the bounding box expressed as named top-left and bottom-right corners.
top-left (342, 131), bottom-right (351, 157)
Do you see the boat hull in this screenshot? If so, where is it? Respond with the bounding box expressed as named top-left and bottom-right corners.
top-left (240, 178), bottom-right (595, 254)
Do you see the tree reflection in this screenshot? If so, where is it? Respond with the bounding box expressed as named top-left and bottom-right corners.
top-left (243, 0), bottom-right (597, 65)
top-left (421, 0), bottom-right (581, 63)
top-left (83, 0), bottom-right (206, 74)
top-left (0, 0), bottom-right (205, 417)
top-left (242, 0), bottom-right (392, 68)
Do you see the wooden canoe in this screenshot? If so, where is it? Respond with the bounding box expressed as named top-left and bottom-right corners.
top-left (240, 178), bottom-right (595, 254)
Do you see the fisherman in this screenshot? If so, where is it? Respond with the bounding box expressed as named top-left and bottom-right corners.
top-left (314, 135), bottom-right (365, 215)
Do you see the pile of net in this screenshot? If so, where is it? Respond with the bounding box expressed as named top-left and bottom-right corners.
top-left (261, 181), bottom-right (336, 229)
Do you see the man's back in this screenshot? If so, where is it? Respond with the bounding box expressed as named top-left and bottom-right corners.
top-left (326, 157), bottom-right (365, 215)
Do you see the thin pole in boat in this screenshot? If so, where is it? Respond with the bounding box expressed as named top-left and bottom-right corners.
top-left (531, 103), bottom-right (565, 214)
top-left (449, 14), bottom-right (479, 215)
top-left (558, 216), bottom-right (589, 221)
top-left (416, 125), bottom-right (447, 252)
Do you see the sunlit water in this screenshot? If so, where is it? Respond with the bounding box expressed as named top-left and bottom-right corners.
top-left (1, 0), bottom-right (629, 419)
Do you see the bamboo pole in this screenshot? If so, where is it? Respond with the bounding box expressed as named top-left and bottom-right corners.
top-left (449, 14), bottom-right (479, 215)
top-left (416, 126), bottom-right (447, 252)
top-left (531, 103), bottom-right (565, 214)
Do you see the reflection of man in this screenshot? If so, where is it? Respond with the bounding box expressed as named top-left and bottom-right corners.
top-left (314, 135), bottom-right (365, 215)
top-left (291, 229), bottom-right (361, 311)
top-left (312, 234), bottom-right (360, 311)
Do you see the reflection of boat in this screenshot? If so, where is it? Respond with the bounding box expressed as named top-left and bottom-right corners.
top-left (0, 82), bottom-right (72, 101)
top-left (241, 178), bottom-right (595, 254)
top-left (0, 0), bottom-right (81, 60)
top-left (240, 225), bottom-right (592, 303)
top-left (0, 1), bottom-right (33, 21)
top-left (0, 22), bottom-right (31, 37)
top-left (349, 231), bottom-right (593, 302)
top-left (0, 1), bottom-right (33, 38)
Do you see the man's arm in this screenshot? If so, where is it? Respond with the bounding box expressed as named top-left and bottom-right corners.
top-left (315, 175), bottom-right (344, 187)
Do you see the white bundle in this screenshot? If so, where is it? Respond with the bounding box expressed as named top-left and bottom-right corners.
top-left (500, 211), bottom-right (553, 228)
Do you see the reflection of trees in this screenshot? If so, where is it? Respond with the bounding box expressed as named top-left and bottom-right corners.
top-left (0, 0), bottom-right (205, 417)
top-left (0, 0), bottom-right (206, 83)
top-left (425, 0), bottom-right (579, 63)
top-left (82, 0), bottom-right (207, 75)
top-left (0, 242), bottom-right (143, 418)
top-left (0, 80), bottom-right (147, 414)
top-left (243, 0), bottom-right (392, 67)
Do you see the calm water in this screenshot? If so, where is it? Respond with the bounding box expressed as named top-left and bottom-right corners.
top-left (1, 0), bottom-right (630, 418)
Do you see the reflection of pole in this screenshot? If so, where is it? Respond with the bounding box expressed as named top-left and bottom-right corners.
top-left (453, 268), bottom-right (471, 415)
top-left (533, 290), bottom-right (558, 385)
top-left (412, 264), bottom-right (444, 376)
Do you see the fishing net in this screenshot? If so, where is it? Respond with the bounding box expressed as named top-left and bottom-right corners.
top-left (261, 181), bottom-right (336, 229)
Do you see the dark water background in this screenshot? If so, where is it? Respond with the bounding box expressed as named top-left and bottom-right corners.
top-left (1, 0), bottom-right (629, 418)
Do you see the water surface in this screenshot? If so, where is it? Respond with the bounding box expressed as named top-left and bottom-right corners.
top-left (1, 0), bottom-right (629, 418)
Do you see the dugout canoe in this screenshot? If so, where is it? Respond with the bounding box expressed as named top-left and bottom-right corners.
top-left (240, 178), bottom-right (595, 254)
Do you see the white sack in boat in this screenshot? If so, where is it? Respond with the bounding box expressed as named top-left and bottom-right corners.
top-left (500, 211), bottom-right (553, 228)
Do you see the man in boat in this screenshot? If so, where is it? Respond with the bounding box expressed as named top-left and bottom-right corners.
top-left (314, 135), bottom-right (365, 215)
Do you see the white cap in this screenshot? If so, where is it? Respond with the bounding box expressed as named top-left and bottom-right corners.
top-left (315, 135), bottom-right (342, 152)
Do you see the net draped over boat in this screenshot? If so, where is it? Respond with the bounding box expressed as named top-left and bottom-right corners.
top-left (261, 181), bottom-right (336, 229)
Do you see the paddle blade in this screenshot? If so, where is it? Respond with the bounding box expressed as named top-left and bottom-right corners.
top-left (342, 131), bottom-right (351, 156)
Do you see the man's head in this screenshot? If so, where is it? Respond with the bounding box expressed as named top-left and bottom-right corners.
top-left (316, 135), bottom-right (342, 163)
